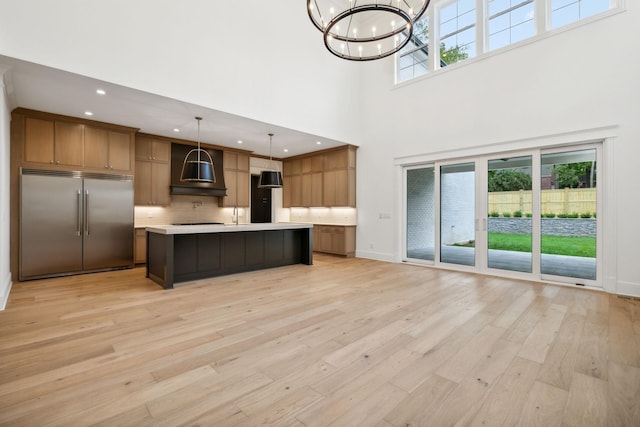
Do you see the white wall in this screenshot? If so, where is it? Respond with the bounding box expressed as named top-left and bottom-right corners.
top-left (0, 71), bottom-right (12, 308)
top-left (0, 0), bottom-right (362, 145)
top-left (356, 6), bottom-right (640, 295)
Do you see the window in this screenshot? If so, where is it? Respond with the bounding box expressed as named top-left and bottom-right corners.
top-left (488, 0), bottom-right (536, 51)
top-left (396, 0), bottom-right (618, 83)
top-left (551, 0), bottom-right (611, 29)
top-left (398, 17), bottom-right (430, 82)
top-left (439, 0), bottom-right (476, 66)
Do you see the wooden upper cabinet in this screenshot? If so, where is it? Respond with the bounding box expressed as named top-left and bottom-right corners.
top-left (24, 118), bottom-right (83, 167)
top-left (84, 127), bottom-right (131, 172)
top-left (24, 117), bottom-right (54, 164)
top-left (218, 151), bottom-right (250, 207)
top-left (54, 122), bottom-right (84, 167)
top-left (136, 137), bottom-right (170, 162)
top-left (283, 146), bottom-right (356, 208)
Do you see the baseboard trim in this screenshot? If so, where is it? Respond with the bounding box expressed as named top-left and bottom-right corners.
top-left (0, 272), bottom-right (12, 311)
top-left (616, 280), bottom-right (640, 298)
top-left (355, 250), bottom-right (395, 263)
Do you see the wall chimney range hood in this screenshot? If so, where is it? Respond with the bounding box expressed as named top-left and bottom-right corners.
top-left (170, 143), bottom-right (227, 197)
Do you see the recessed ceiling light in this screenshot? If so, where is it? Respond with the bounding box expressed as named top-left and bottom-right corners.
top-left (237, 140), bottom-right (243, 144)
top-left (316, 141), bottom-right (322, 145)
top-left (84, 111), bottom-right (93, 116)
top-left (96, 89), bottom-right (106, 95)
top-left (173, 128), bottom-right (180, 132)
top-left (284, 149), bottom-right (289, 153)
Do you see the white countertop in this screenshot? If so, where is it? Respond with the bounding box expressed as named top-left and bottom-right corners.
top-left (146, 222), bottom-right (313, 235)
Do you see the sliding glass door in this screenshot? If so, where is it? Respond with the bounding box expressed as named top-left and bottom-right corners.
top-left (403, 143), bottom-right (601, 287)
top-left (440, 162), bottom-right (476, 266)
top-left (406, 166), bottom-right (435, 261)
top-left (540, 148), bottom-right (598, 281)
top-left (486, 155), bottom-right (533, 273)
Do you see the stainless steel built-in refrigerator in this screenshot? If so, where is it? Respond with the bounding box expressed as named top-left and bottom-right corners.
top-left (20, 168), bottom-right (134, 280)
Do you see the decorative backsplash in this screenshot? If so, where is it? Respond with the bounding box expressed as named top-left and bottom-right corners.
top-left (134, 195), bottom-right (247, 227)
top-left (288, 207), bottom-right (357, 225)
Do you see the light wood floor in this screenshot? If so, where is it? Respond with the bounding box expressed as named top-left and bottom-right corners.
top-left (1, 255), bottom-right (639, 427)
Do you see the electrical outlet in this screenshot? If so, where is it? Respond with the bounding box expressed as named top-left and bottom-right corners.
top-left (147, 211), bottom-right (153, 218)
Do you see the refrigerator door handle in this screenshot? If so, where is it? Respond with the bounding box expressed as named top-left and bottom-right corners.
top-left (85, 189), bottom-right (90, 236)
top-left (76, 190), bottom-right (82, 236)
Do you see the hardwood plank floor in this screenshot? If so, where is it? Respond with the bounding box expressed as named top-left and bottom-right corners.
top-left (0, 254), bottom-right (639, 426)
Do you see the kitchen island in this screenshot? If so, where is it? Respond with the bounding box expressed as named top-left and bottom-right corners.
top-left (146, 223), bottom-right (313, 289)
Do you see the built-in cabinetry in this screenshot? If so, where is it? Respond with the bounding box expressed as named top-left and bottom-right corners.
top-left (313, 225), bottom-right (356, 257)
top-left (218, 150), bottom-right (250, 207)
top-left (283, 145), bottom-right (356, 208)
top-left (19, 110), bottom-right (135, 172)
top-left (135, 228), bottom-right (147, 264)
top-left (134, 135), bottom-right (171, 206)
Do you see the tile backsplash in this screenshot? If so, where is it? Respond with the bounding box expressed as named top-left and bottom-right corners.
top-left (134, 195), bottom-right (247, 227)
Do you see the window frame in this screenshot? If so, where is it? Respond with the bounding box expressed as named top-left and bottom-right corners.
top-left (395, 0), bottom-right (623, 84)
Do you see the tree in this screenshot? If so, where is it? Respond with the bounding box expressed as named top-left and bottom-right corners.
top-left (412, 20), bottom-right (469, 66)
top-left (553, 162), bottom-right (595, 188)
top-left (488, 169), bottom-right (532, 192)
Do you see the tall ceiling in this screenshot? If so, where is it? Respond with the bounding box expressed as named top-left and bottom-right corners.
top-left (0, 55), bottom-right (349, 158)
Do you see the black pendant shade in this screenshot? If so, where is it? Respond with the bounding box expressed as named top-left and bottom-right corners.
top-left (180, 116), bottom-right (216, 183)
top-left (180, 153), bottom-right (215, 182)
top-left (258, 133), bottom-right (283, 189)
top-left (258, 170), bottom-right (283, 188)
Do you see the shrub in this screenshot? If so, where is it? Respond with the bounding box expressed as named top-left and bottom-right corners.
top-left (489, 211), bottom-right (500, 217)
top-left (580, 212), bottom-right (592, 218)
top-left (502, 212), bottom-right (511, 218)
top-left (514, 210), bottom-right (522, 218)
top-left (543, 213), bottom-right (556, 218)
top-left (557, 213), bottom-right (569, 218)
top-left (525, 213), bottom-right (533, 218)
top-left (593, 212), bottom-right (597, 218)
top-left (567, 213), bottom-right (579, 218)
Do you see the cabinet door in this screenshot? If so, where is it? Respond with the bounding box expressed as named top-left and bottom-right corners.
top-left (151, 162), bottom-right (171, 206)
top-left (290, 175), bottom-right (303, 207)
top-left (301, 174), bottom-right (312, 207)
top-left (223, 151), bottom-right (238, 171)
top-left (54, 122), bottom-right (84, 166)
top-left (223, 169), bottom-right (238, 206)
top-left (84, 127), bottom-right (109, 170)
top-left (282, 175), bottom-right (292, 208)
top-left (236, 171), bottom-right (250, 207)
top-left (24, 117), bottom-right (55, 164)
top-left (237, 153), bottom-right (250, 171)
top-left (135, 137), bottom-right (153, 160)
top-left (151, 140), bottom-right (170, 162)
top-left (134, 161), bottom-right (153, 205)
top-left (108, 131), bottom-right (131, 171)
top-left (311, 172), bottom-right (323, 206)
top-left (135, 229), bottom-right (147, 264)
top-left (323, 170), bottom-right (337, 207)
top-left (334, 169), bottom-right (349, 206)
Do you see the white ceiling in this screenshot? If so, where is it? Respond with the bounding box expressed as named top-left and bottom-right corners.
top-left (0, 55), bottom-right (349, 158)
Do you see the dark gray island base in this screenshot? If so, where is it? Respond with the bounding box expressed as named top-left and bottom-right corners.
top-left (146, 223), bottom-right (313, 289)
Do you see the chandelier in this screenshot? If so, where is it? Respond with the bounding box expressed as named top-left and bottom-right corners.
top-left (307, 0), bottom-right (431, 61)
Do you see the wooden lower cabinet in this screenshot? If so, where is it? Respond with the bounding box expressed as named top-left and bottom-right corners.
top-left (135, 228), bottom-right (147, 264)
top-left (313, 225), bottom-right (355, 257)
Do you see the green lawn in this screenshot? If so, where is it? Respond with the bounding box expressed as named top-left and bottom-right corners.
top-left (454, 232), bottom-right (596, 258)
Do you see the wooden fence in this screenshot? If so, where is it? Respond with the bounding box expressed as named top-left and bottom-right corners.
top-left (488, 188), bottom-right (596, 215)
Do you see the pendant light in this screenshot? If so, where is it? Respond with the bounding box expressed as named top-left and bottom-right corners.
top-left (258, 133), bottom-right (283, 188)
top-left (180, 116), bottom-right (216, 183)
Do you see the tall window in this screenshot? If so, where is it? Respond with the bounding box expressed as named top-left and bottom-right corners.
top-left (551, 0), bottom-right (611, 29)
top-left (488, 0), bottom-right (536, 51)
top-left (398, 17), bottom-right (430, 82)
top-left (439, 0), bottom-right (476, 66)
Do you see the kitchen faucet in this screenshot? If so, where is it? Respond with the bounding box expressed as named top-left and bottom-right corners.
top-left (233, 206), bottom-right (239, 225)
